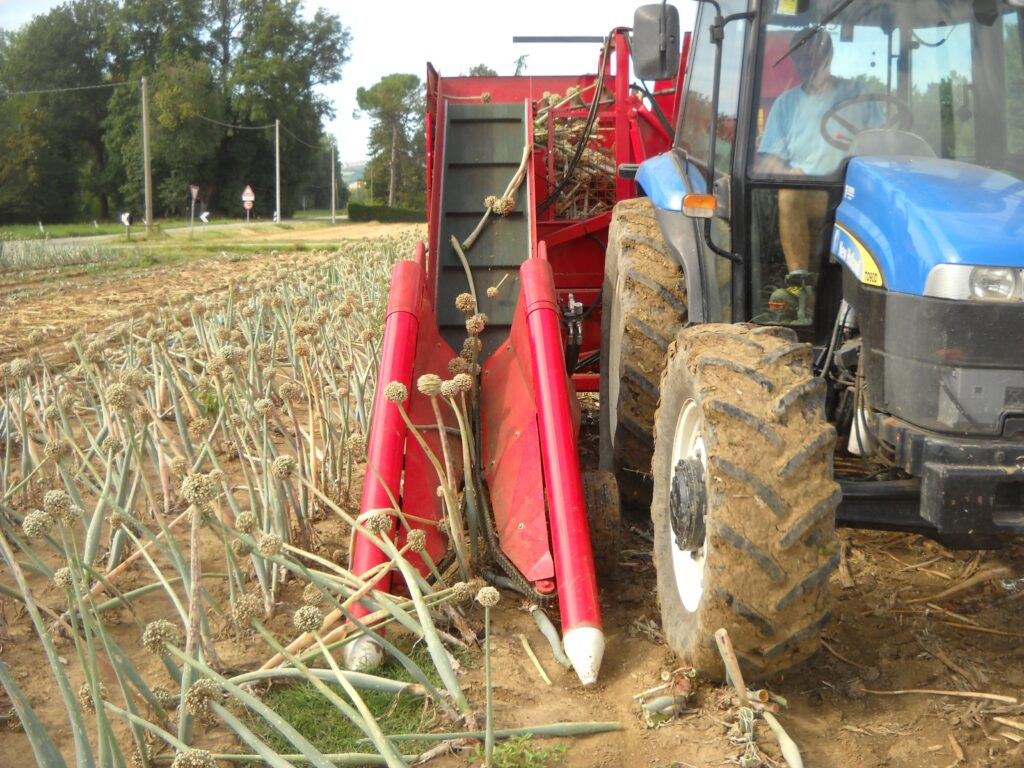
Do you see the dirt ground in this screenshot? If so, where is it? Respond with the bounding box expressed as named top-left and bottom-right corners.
top-left (2, 232), bottom-right (1023, 768)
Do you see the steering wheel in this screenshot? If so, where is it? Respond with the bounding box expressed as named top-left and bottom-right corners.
top-left (820, 93), bottom-right (914, 151)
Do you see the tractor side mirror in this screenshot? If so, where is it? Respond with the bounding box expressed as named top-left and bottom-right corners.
top-left (633, 4), bottom-right (681, 80)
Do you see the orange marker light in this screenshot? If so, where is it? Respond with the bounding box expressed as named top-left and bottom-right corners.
top-left (682, 193), bottom-right (716, 218)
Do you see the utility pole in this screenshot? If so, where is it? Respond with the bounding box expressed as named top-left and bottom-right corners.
top-left (330, 143), bottom-right (337, 224)
top-left (141, 77), bottom-right (154, 232)
top-left (275, 119), bottom-right (281, 223)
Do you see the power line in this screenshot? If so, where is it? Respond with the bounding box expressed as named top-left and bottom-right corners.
top-left (281, 123), bottom-right (325, 151)
top-left (0, 80), bottom-right (137, 98)
top-left (194, 114), bottom-right (276, 131)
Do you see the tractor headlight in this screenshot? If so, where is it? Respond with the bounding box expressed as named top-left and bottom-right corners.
top-left (969, 268), bottom-right (1021, 301)
top-left (924, 265), bottom-right (1024, 302)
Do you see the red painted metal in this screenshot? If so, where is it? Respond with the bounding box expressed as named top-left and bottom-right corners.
top-left (520, 248), bottom-right (601, 636)
top-left (572, 373), bottom-right (600, 393)
top-left (393, 295), bottom-right (459, 575)
top-left (349, 248), bottom-right (426, 617)
top-left (480, 293), bottom-right (555, 584)
top-left (613, 29), bottom-right (635, 203)
top-left (351, 31), bottom-right (690, 638)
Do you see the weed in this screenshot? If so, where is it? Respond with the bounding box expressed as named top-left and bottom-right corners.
top-left (246, 646), bottom-right (443, 761)
top-left (472, 734), bottom-right (567, 768)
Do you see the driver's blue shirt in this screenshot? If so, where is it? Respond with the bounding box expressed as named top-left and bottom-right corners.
top-left (759, 78), bottom-right (880, 175)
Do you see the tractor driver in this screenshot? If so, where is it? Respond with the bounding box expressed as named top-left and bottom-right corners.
top-left (756, 28), bottom-right (879, 314)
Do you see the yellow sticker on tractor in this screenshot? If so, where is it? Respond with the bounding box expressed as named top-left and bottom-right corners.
top-left (831, 225), bottom-right (884, 287)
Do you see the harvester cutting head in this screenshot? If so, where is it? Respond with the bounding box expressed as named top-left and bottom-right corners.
top-left (348, 30), bottom-right (684, 684)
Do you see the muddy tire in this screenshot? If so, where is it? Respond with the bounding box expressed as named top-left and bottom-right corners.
top-left (600, 198), bottom-right (687, 508)
top-left (583, 470), bottom-right (622, 581)
top-left (652, 323), bottom-right (840, 680)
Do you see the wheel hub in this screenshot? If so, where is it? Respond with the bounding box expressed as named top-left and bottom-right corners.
top-left (670, 458), bottom-right (706, 551)
top-left (668, 399), bottom-right (709, 613)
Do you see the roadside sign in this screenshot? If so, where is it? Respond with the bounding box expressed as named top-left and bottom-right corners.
top-left (242, 185), bottom-right (255, 202)
top-left (189, 184), bottom-right (200, 202)
top-left (200, 211), bottom-right (210, 224)
top-left (243, 200), bottom-right (254, 211)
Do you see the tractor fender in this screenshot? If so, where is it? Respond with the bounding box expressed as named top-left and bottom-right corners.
top-left (637, 151), bottom-right (722, 324)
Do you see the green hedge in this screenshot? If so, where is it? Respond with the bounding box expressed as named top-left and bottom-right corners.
top-left (347, 202), bottom-right (427, 223)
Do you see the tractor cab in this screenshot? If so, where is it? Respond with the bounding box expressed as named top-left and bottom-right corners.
top-left (638, 0), bottom-right (1024, 336)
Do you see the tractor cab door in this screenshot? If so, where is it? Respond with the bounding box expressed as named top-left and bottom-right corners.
top-left (746, 0), bottom-right (901, 335)
top-left (671, 0), bottom-right (749, 322)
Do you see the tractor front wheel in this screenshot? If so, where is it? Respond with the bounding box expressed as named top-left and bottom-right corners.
top-left (652, 324), bottom-right (841, 679)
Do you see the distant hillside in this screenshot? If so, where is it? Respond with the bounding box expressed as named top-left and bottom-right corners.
top-left (341, 161), bottom-right (366, 186)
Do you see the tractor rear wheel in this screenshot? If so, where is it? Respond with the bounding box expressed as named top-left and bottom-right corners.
top-left (652, 323), bottom-right (841, 679)
top-left (600, 198), bottom-right (687, 507)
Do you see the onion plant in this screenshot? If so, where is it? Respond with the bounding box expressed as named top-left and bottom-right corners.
top-left (0, 232), bottom-right (618, 764)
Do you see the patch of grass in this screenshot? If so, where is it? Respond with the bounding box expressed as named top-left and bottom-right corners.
top-left (0, 219), bottom-right (193, 240)
top-left (245, 646), bottom-right (449, 761)
top-left (472, 735), bottom-right (567, 768)
top-left (293, 209), bottom-right (338, 219)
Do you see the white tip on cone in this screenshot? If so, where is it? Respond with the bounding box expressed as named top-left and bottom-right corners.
top-left (563, 626), bottom-right (605, 686)
top-left (342, 635), bottom-right (384, 671)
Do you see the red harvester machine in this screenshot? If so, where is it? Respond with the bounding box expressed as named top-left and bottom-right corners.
top-left (348, 30), bottom-right (688, 685)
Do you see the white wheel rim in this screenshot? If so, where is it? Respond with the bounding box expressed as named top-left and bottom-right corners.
top-left (669, 399), bottom-right (707, 613)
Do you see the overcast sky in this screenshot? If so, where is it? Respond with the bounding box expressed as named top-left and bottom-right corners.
top-left (0, 1), bottom-right (698, 163)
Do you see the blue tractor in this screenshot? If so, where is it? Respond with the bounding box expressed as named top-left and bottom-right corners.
top-left (601, 0), bottom-right (1024, 677)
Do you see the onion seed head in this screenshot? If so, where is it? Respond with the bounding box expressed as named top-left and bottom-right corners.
top-left (22, 510), bottom-right (54, 539)
top-left (235, 510), bottom-right (259, 535)
top-left (142, 619), bottom-right (181, 655)
top-left (364, 510), bottom-right (392, 536)
top-left (293, 605), bottom-right (323, 634)
top-left (171, 748), bottom-right (216, 768)
top-left (407, 529), bottom-right (427, 553)
top-left (232, 593), bottom-right (262, 625)
top-left (476, 585), bottom-right (500, 607)
top-left (258, 533), bottom-right (282, 557)
top-left (184, 678), bottom-right (221, 719)
top-left (302, 581), bottom-right (323, 606)
top-left (272, 455), bottom-right (297, 480)
top-left (417, 373), bottom-right (443, 396)
top-left (384, 381), bottom-right (408, 404)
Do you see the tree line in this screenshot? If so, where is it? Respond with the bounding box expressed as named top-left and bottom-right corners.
top-left (0, 0), bottom-right (351, 223)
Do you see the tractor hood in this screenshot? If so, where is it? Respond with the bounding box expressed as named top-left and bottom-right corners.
top-left (834, 157), bottom-right (1024, 296)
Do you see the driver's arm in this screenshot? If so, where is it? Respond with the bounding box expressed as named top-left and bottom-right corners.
top-left (756, 152), bottom-right (804, 175)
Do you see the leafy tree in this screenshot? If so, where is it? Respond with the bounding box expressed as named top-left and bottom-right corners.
top-left (0, 0), bottom-right (117, 221)
top-left (0, 0), bottom-right (350, 223)
top-left (355, 73), bottom-right (423, 208)
top-left (467, 63), bottom-right (498, 76)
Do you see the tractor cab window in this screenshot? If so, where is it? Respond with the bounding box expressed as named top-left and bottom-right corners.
top-left (746, 0), bottom-right (1024, 328)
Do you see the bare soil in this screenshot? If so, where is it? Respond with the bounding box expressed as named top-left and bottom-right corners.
top-left (2, 231), bottom-right (1023, 768)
